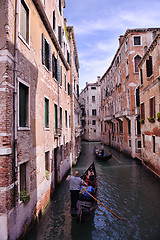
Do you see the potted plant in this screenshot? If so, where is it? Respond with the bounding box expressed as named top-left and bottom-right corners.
top-left (20, 190), bottom-right (30, 204)
top-left (147, 117), bottom-right (155, 123)
top-left (139, 119), bottom-right (144, 124)
top-left (157, 112), bottom-right (160, 122)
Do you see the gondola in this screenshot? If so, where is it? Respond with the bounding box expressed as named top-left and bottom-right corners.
top-left (71, 162), bottom-right (97, 224)
top-left (93, 147), bottom-right (112, 161)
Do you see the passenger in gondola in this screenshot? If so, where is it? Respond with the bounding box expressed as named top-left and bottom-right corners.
top-left (66, 171), bottom-right (86, 211)
top-left (80, 182), bottom-right (95, 201)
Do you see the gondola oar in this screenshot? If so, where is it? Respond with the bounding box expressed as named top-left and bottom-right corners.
top-left (82, 187), bottom-right (127, 222)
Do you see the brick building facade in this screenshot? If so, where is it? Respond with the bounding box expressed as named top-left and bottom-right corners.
top-left (139, 34), bottom-right (160, 176)
top-left (0, 0), bottom-right (81, 239)
top-left (100, 28), bottom-right (160, 158)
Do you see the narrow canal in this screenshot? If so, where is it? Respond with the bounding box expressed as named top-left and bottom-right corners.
top-left (26, 141), bottom-right (160, 240)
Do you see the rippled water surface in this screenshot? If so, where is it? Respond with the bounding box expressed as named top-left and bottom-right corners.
top-left (27, 141), bottom-right (160, 240)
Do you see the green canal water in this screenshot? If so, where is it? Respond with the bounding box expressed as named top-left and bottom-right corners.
top-left (26, 141), bottom-right (160, 240)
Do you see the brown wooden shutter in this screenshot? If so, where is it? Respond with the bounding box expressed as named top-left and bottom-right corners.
top-left (42, 34), bottom-right (45, 65)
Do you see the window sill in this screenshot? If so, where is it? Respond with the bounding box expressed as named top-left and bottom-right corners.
top-left (18, 127), bottom-right (30, 131)
top-left (147, 74), bottom-right (154, 80)
top-left (18, 34), bottom-right (30, 50)
top-left (44, 127), bottom-right (50, 131)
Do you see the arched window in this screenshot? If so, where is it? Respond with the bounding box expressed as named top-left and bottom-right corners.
top-left (134, 55), bottom-right (141, 73)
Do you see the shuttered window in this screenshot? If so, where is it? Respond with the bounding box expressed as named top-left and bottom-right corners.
top-left (150, 97), bottom-right (155, 118)
top-left (20, 0), bottom-right (29, 44)
top-left (45, 151), bottom-right (50, 172)
top-left (42, 34), bottom-right (51, 71)
top-left (19, 82), bottom-right (29, 127)
top-left (45, 98), bottom-right (49, 128)
top-left (60, 107), bottom-right (62, 128)
top-left (146, 56), bottom-right (153, 77)
top-left (54, 104), bottom-right (58, 132)
top-left (52, 54), bottom-right (58, 80)
top-left (140, 102), bottom-right (145, 120)
top-left (67, 50), bottom-right (70, 65)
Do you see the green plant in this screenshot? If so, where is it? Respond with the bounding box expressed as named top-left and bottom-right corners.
top-left (20, 190), bottom-right (30, 204)
top-left (147, 117), bottom-right (155, 122)
top-left (45, 170), bottom-right (50, 180)
top-left (157, 112), bottom-right (160, 120)
top-left (139, 119), bottom-right (144, 124)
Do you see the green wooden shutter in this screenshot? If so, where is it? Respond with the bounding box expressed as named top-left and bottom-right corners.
top-left (48, 44), bottom-right (51, 71)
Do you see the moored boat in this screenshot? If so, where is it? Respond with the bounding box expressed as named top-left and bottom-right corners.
top-left (71, 162), bottom-right (97, 223)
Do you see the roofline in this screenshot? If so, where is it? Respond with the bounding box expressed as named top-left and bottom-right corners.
top-left (100, 28), bottom-right (160, 81)
top-left (32, 0), bottom-right (70, 70)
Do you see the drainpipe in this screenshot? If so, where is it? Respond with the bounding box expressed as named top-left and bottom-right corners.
top-left (14, 0), bottom-right (18, 170)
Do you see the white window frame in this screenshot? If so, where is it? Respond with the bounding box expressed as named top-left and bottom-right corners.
top-left (133, 35), bottom-right (142, 46)
top-left (19, 0), bottom-right (30, 48)
top-left (18, 78), bottom-right (30, 130)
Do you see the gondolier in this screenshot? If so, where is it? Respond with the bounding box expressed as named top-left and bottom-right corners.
top-left (66, 171), bottom-right (86, 211)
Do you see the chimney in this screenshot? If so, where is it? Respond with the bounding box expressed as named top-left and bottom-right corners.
top-left (119, 35), bottom-right (124, 46)
top-left (97, 76), bottom-right (100, 83)
top-left (86, 82), bottom-right (88, 86)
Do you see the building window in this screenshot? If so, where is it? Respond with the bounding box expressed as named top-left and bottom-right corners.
top-left (140, 102), bottom-right (145, 120)
top-left (69, 115), bottom-right (71, 128)
top-left (137, 140), bottom-right (141, 149)
top-left (94, 130), bottom-right (96, 133)
top-left (52, 54), bottom-right (58, 80)
top-left (92, 109), bottom-right (97, 116)
top-left (64, 74), bottom-right (66, 91)
top-left (45, 98), bottom-right (49, 128)
top-left (146, 56), bottom-right (153, 77)
top-left (91, 87), bottom-right (96, 90)
top-left (134, 36), bottom-right (141, 46)
top-left (45, 151), bottom-right (50, 178)
top-left (140, 69), bottom-right (143, 85)
top-left (150, 97), bottom-right (155, 118)
top-left (20, 162), bottom-right (27, 191)
top-left (65, 110), bottom-right (67, 128)
top-left (136, 87), bottom-right (140, 107)
top-left (42, 34), bottom-right (51, 71)
top-left (92, 96), bottom-right (95, 102)
top-left (128, 120), bottom-right (131, 135)
top-left (58, 26), bottom-right (62, 47)
top-left (20, 0), bottom-right (29, 44)
top-left (54, 104), bottom-right (57, 132)
top-left (68, 83), bottom-right (71, 96)
top-left (53, 10), bottom-right (56, 31)
top-left (59, 107), bottom-right (62, 129)
top-left (92, 120), bottom-right (96, 125)
top-left (129, 140), bottom-right (131, 147)
top-left (153, 136), bottom-right (155, 153)
top-left (67, 50), bottom-right (70, 65)
top-left (142, 134), bottom-right (145, 148)
top-left (126, 59), bottom-right (129, 76)
top-left (137, 117), bottom-right (141, 135)
top-left (19, 81), bottom-right (29, 128)
top-left (59, 0), bottom-right (62, 15)
top-left (134, 55), bottom-right (141, 73)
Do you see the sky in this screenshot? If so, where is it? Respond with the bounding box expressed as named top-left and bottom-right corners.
top-left (64, 0), bottom-right (160, 91)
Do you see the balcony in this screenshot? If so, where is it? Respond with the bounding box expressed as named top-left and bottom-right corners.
top-left (54, 128), bottom-right (62, 138)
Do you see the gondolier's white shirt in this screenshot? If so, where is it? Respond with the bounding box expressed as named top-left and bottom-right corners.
top-left (67, 176), bottom-right (85, 191)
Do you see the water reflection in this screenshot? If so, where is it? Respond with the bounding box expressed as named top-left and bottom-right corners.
top-left (27, 141), bottom-right (160, 240)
